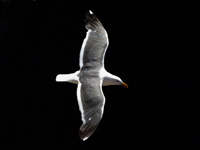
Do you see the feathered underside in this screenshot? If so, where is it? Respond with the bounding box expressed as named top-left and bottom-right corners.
top-left (77, 75), bottom-right (105, 141)
top-left (79, 10), bottom-right (109, 69)
top-left (77, 10), bottom-right (108, 141)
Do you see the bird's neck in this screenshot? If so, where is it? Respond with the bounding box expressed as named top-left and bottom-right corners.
top-left (99, 68), bottom-right (118, 86)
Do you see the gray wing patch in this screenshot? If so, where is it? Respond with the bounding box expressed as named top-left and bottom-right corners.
top-left (78, 76), bottom-right (105, 141)
top-left (79, 11), bottom-right (109, 69)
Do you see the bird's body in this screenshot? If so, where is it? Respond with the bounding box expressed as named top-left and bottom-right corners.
top-left (56, 10), bottom-right (128, 141)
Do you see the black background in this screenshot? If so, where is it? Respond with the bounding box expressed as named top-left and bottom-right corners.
top-left (1, 1), bottom-right (199, 149)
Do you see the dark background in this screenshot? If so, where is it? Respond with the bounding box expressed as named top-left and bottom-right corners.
top-left (0, 1), bottom-right (199, 149)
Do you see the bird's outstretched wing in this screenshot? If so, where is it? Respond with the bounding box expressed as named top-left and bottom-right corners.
top-left (77, 76), bottom-right (105, 141)
top-left (79, 10), bottom-right (109, 69)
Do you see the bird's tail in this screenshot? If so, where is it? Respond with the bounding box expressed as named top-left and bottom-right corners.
top-left (56, 74), bottom-right (69, 82)
top-left (56, 73), bottom-right (79, 84)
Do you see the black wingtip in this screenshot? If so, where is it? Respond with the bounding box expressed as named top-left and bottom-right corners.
top-left (79, 121), bottom-right (99, 141)
top-left (79, 109), bottom-right (102, 141)
top-left (84, 10), bottom-right (104, 31)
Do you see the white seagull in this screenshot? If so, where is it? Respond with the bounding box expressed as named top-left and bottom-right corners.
top-left (56, 10), bottom-right (128, 141)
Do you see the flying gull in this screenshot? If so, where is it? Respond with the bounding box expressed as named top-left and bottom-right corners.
top-left (56, 10), bottom-right (128, 141)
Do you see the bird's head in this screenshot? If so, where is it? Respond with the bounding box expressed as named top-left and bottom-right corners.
top-left (112, 76), bottom-right (128, 88)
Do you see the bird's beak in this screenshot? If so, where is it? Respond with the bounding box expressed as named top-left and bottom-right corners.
top-left (121, 82), bottom-right (128, 88)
